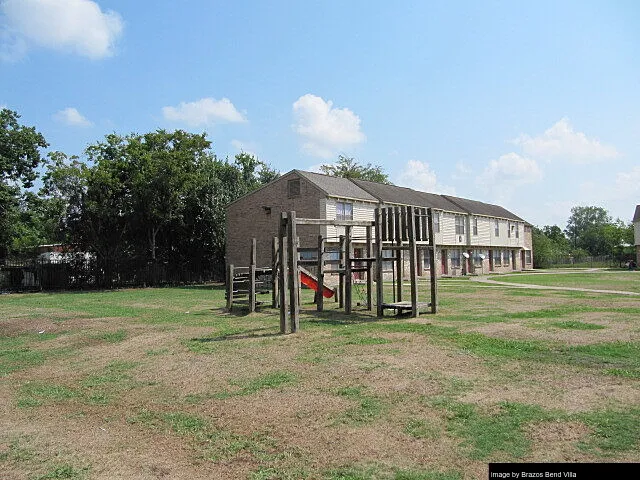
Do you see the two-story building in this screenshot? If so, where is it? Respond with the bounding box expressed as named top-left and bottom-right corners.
top-left (225, 169), bottom-right (533, 277)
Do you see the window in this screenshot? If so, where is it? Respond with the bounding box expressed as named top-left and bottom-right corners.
top-left (336, 202), bottom-right (353, 221)
top-left (507, 222), bottom-right (511, 238)
top-left (473, 217), bottom-right (478, 236)
top-left (455, 216), bottom-right (465, 235)
top-left (473, 249), bottom-right (484, 267)
top-left (493, 249), bottom-right (502, 266)
top-left (299, 250), bottom-right (317, 261)
top-left (325, 248), bottom-right (340, 262)
top-left (495, 220), bottom-right (500, 237)
top-left (287, 178), bottom-right (300, 198)
top-left (525, 250), bottom-right (532, 264)
top-left (434, 212), bottom-right (440, 233)
top-left (382, 249), bottom-right (394, 271)
top-left (515, 224), bottom-right (519, 239)
top-left (423, 248), bottom-right (431, 269)
top-left (451, 249), bottom-right (461, 268)
top-left (503, 250), bottom-right (511, 266)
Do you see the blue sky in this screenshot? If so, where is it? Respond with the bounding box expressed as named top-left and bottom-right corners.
top-left (1, 0), bottom-right (639, 227)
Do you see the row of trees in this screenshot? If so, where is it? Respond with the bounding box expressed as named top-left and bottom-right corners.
top-left (1, 109), bottom-right (278, 278)
top-left (532, 206), bottom-right (634, 268)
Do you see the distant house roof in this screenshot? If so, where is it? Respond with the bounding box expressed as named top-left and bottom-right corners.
top-left (442, 195), bottom-right (526, 222)
top-left (634, 205), bottom-right (640, 223)
top-left (295, 170), bottom-right (377, 202)
top-left (351, 179), bottom-right (465, 212)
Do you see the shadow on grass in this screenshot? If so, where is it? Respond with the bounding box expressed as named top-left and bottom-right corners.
top-left (189, 326), bottom-right (280, 343)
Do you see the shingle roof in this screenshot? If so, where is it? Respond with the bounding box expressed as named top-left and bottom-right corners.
top-left (633, 205), bottom-right (640, 223)
top-left (351, 179), bottom-right (465, 212)
top-left (295, 170), bottom-right (377, 202)
top-left (442, 195), bottom-right (526, 222)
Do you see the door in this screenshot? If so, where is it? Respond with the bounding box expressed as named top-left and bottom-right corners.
top-left (441, 249), bottom-right (448, 275)
top-left (521, 251), bottom-right (526, 270)
top-left (512, 251), bottom-right (517, 270)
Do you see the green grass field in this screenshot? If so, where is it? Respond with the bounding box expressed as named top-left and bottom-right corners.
top-left (488, 271), bottom-right (640, 293)
top-left (1, 272), bottom-right (639, 479)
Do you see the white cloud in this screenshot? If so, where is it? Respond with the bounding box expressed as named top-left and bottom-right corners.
top-left (477, 152), bottom-right (543, 186)
top-left (613, 166), bottom-right (640, 199)
top-left (396, 160), bottom-right (456, 195)
top-left (1, 0), bottom-right (123, 60)
top-left (162, 97), bottom-right (246, 127)
top-left (292, 94), bottom-right (365, 158)
top-left (512, 118), bottom-right (619, 163)
top-left (53, 107), bottom-right (92, 127)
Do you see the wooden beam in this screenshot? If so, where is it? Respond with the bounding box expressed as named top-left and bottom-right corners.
top-left (345, 225), bottom-right (352, 314)
top-left (366, 225), bottom-right (373, 311)
top-left (249, 238), bottom-right (257, 313)
top-left (395, 207), bottom-right (402, 303)
top-left (408, 207), bottom-right (418, 318)
top-left (427, 207), bottom-right (438, 314)
top-left (287, 211), bottom-right (300, 333)
top-left (226, 263), bottom-right (234, 311)
top-left (375, 208), bottom-right (384, 317)
top-left (317, 234), bottom-right (324, 312)
top-left (338, 235), bottom-right (345, 309)
top-left (279, 213), bottom-right (289, 333)
top-left (272, 237), bottom-right (278, 308)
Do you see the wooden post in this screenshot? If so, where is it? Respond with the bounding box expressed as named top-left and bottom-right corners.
top-left (366, 225), bottom-right (373, 311)
top-left (338, 235), bottom-right (345, 309)
top-left (226, 263), bottom-right (234, 311)
top-left (287, 211), bottom-right (300, 333)
top-left (345, 225), bottom-right (352, 314)
top-left (249, 238), bottom-right (257, 313)
top-left (375, 208), bottom-right (384, 317)
top-left (408, 206), bottom-right (419, 317)
top-left (272, 237), bottom-right (279, 308)
top-left (427, 208), bottom-right (438, 314)
top-left (317, 235), bottom-right (325, 312)
top-left (395, 207), bottom-right (403, 303)
top-left (279, 213), bottom-right (289, 333)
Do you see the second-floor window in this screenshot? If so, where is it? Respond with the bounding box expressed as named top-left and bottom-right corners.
top-left (336, 202), bottom-right (353, 221)
top-left (516, 224), bottom-right (519, 238)
top-left (473, 217), bottom-right (478, 236)
top-left (434, 212), bottom-right (440, 233)
top-left (495, 219), bottom-right (500, 237)
top-left (455, 216), bottom-right (465, 235)
top-left (507, 222), bottom-right (512, 238)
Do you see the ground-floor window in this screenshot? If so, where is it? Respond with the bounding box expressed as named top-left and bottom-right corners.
top-left (502, 250), bottom-right (511, 266)
top-left (473, 249), bottom-right (485, 267)
top-left (451, 249), bottom-right (461, 268)
top-left (382, 249), bottom-right (394, 271)
top-left (525, 250), bottom-right (532, 264)
top-left (493, 249), bottom-right (502, 266)
top-left (422, 248), bottom-right (431, 269)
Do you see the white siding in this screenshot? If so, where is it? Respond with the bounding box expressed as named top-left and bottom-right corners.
top-left (324, 198), bottom-right (375, 240)
top-left (471, 216), bottom-right (491, 246)
top-left (634, 222), bottom-right (640, 246)
top-left (440, 212), bottom-right (457, 245)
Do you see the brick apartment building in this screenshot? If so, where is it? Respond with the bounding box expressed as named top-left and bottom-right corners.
top-left (225, 170), bottom-right (533, 277)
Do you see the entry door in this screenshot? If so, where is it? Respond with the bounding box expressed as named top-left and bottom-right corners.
top-left (521, 251), bottom-right (526, 270)
top-left (441, 249), bottom-right (448, 275)
top-left (511, 251), bottom-right (517, 270)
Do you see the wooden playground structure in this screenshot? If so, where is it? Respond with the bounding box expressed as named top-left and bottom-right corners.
top-left (226, 206), bottom-right (438, 334)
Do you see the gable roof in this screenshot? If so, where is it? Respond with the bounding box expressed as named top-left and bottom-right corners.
top-left (442, 195), bottom-right (525, 222)
top-left (634, 205), bottom-right (640, 223)
top-left (351, 178), bottom-right (465, 212)
top-left (294, 170), bottom-right (377, 202)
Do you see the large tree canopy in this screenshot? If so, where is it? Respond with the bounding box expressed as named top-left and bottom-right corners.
top-left (0, 109), bottom-right (49, 255)
top-left (320, 155), bottom-right (391, 184)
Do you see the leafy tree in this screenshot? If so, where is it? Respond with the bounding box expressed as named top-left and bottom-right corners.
top-left (0, 109), bottom-right (48, 256)
top-left (320, 155), bottom-right (391, 184)
top-left (565, 206), bottom-right (610, 251)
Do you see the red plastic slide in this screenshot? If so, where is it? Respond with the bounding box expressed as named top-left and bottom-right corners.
top-left (299, 268), bottom-right (335, 298)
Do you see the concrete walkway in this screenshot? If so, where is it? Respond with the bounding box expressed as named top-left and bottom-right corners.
top-left (467, 269), bottom-right (640, 296)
